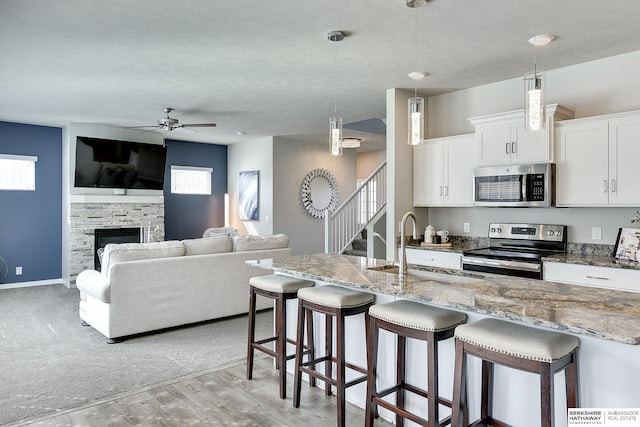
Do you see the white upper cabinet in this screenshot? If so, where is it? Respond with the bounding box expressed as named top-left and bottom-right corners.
top-left (413, 134), bottom-right (475, 207)
top-left (557, 111), bottom-right (640, 206)
top-left (469, 104), bottom-right (574, 166)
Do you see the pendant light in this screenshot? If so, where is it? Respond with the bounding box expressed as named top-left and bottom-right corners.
top-left (328, 31), bottom-right (344, 156)
top-left (407, 0), bottom-right (426, 145)
top-left (524, 0), bottom-right (553, 131)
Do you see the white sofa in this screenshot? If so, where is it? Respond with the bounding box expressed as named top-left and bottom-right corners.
top-left (76, 233), bottom-right (291, 342)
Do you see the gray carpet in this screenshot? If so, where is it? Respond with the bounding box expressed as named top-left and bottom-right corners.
top-left (0, 284), bottom-right (273, 426)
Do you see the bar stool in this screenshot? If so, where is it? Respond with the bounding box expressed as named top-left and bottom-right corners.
top-left (365, 299), bottom-right (467, 427)
top-left (450, 318), bottom-right (580, 427)
top-left (293, 285), bottom-right (375, 427)
top-left (246, 274), bottom-right (314, 399)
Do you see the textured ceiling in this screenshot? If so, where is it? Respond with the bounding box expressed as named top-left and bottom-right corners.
top-left (1, 0), bottom-right (639, 150)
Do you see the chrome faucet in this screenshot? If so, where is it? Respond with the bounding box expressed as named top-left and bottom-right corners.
top-left (399, 211), bottom-right (419, 276)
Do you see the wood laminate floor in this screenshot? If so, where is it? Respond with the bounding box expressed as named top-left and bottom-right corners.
top-left (17, 358), bottom-right (394, 427)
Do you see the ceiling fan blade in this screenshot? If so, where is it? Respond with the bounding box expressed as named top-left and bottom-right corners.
top-left (123, 125), bottom-right (160, 129)
top-left (175, 126), bottom-right (196, 134)
top-left (181, 123), bottom-right (217, 128)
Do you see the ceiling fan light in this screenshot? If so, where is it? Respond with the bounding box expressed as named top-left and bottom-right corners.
top-left (341, 137), bottom-right (361, 148)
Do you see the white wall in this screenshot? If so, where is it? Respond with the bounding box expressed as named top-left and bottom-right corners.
top-left (427, 50), bottom-right (640, 138)
top-left (273, 137), bottom-right (357, 255)
top-left (421, 50), bottom-right (640, 244)
top-left (386, 88), bottom-right (428, 260)
top-left (356, 150), bottom-right (386, 180)
top-left (228, 137), bottom-right (274, 236)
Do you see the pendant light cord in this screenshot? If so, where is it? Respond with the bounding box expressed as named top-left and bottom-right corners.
top-left (414, 5), bottom-right (419, 98)
top-left (532, 0), bottom-right (538, 75)
top-left (333, 40), bottom-right (338, 115)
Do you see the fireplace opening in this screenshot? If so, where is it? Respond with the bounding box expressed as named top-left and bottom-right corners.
top-left (94, 227), bottom-right (141, 271)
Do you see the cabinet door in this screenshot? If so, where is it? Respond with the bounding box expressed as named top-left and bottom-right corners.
top-left (556, 120), bottom-right (609, 206)
top-left (444, 135), bottom-right (475, 206)
top-left (511, 119), bottom-right (553, 164)
top-left (608, 115), bottom-right (640, 205)
top-left (476, 122), bottom-right (511, 165)
top-left (413, 143), bottom-right (443, 206)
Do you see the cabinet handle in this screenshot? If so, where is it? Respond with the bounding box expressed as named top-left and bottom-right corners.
top-left (611, 179), bottom-right (617, 193)
top-left (505, 142), bottom-right (510, 154)
top-left (586, 275), bottom-right (610, 280)
top-left (603, 180), bottom-right (608, 193)
top-left (439, 186), bottom-right (443, 196)
top-left (444, 186), bottom-right (449, 196)
top-left (511, 141), bottom-right (516, 154)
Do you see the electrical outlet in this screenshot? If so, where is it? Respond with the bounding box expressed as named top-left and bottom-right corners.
top-left (464, 223), bottom-right (470, 233)
top-left (16, 266), bottom-right (22, 275)
top-left (592, 227), bottom-right (602, 240)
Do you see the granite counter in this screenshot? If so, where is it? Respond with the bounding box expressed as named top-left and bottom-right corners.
top-left (247, 253), bottom-right (640, 345)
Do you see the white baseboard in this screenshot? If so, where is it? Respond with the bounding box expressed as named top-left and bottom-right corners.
top-left (0, 278), bottom-right (66, 289)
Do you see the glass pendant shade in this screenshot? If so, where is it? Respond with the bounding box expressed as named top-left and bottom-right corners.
top-left (329, 116), bottom-right (343, 156)
top-left (408, 97), bottom-right (424, 145)
top-left (524, 70), bottom-right (546, 131)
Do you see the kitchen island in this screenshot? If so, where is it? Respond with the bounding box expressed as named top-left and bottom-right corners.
top-left (247, 253), bottom-right (640, 427)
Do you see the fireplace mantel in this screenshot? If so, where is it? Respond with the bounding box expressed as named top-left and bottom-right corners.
top-left (70, 195), bottom-right (164, 204)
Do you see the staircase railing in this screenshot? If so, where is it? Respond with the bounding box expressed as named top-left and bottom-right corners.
top-left (325, 161), bottom-right (387, 254)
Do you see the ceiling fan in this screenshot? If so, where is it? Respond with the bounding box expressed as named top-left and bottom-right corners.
top-left (126, 107), bottom-right (217, 134)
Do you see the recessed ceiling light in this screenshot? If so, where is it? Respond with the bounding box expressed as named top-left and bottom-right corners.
top-left (236, 131), bottom-right (247, 135)
top-left (408, 71), bottom-right (428, 80)
top-left (528, 34), bottom-right (556, 46)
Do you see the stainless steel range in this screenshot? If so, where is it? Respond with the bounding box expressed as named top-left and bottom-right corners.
top-left (461, 223), bottom-right (567, 279)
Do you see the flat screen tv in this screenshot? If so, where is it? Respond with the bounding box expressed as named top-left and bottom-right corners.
top-left (74, 136), bottom-right (167, 190)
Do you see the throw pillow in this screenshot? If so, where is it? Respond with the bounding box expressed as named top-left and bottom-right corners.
top-left (233, 234), bottom-right (289, 252)
top-left (181, 236), bottom-right (233, 256)
top-left (100, 241), bottom-right (185, 276)
top-left (202, 227), bottom-right (240, 238)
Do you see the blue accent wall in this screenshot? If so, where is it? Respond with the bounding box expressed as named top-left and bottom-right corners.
top-left (0, 121), bottom-right (62, 284)
top-left (163, 139), bottom-right (228, 240)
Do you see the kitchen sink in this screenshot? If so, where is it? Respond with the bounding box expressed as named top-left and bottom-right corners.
top-left (367, 265), bottom-right (400, 274)
top-left (367, 264), bottom-right (481, 285)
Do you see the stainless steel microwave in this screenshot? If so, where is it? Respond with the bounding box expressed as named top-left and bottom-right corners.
top-left (473, 163), bottom-right (555, 207)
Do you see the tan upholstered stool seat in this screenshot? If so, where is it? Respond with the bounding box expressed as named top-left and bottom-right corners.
top-left (297, 285), bottom-right (374, 308)
top-left (293, 285), bottom-right (374, 427)
top-left (369, 299), bottom-right (467, 332)
top-left (450, 317), bottom-right (580, 427)
top-left (454, 318), bottom-right (580, 362)
top-left (365, 300), bottom-right (467, 427)
top-left (249, 274), bottom-right (314, 294)
top-left (247, 274), bottom-right (315, 400)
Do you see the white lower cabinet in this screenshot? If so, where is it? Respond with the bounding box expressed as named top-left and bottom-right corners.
top-left (403, 248), bottom-right (462, 270)
top-left (543, 262), bottom-right (640, 293)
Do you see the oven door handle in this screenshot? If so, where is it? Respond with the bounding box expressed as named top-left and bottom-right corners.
top-left (461, 256), bottom-right (541, 272)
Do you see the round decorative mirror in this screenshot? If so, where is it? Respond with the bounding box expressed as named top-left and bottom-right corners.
top-left (300, 168), bottom-right (339, 219)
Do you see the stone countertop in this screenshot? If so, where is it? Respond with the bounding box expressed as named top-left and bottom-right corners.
top-left (543, 253), bottom-right (640, 271)
top-left (247, 253), bottom-right (640, 345)
top-left (405, 239), bottom-right (640, 271)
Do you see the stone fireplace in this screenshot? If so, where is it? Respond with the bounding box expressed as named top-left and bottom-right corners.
top-left (68, 200), bottom-right (164, 284)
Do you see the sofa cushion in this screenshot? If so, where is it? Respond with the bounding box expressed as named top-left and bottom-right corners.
top-left (233, 234), bottom-right (289, 252)
top-left (202, 227), bottom-right (239, 238)
top-left (100, 240), bottom-right (185, 276)
top-left (182, 236), bottom-right (233, 256)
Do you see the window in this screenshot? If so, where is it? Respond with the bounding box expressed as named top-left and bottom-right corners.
top-left (0, 154), bottom-right (37, 191)
top-left (170, 165), bottom-right (212, 195)
top-left (357, 178), bottom-right (377, 225)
